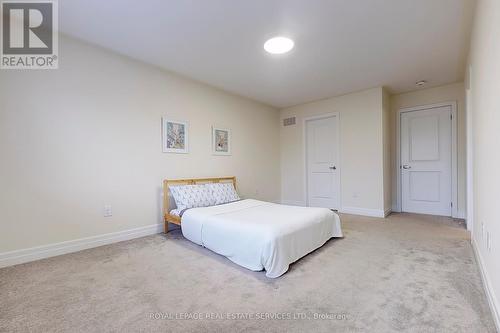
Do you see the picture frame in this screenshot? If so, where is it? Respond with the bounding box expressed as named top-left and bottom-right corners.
top-left (162, 118), bottom-right (189, 153)
top-left (212, 126), bottom-right (231, 155)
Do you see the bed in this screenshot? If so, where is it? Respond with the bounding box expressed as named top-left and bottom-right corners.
top-left (163, 177), bottom-right (343, 278)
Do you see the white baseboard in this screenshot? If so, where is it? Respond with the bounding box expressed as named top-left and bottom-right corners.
top-left (280, 200), bottom-right (390, 218)
top-left (0, 224), bottom-right (163, 269)
top-left (471, 238), bottom-right (500, 331)
top-left (339, 206), bottom-right (387, 218)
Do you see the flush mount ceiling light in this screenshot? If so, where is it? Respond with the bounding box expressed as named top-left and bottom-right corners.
top-left (264, 37), bottom-right (294, 54)
top-left (416, 80), bottom-right (427, 87)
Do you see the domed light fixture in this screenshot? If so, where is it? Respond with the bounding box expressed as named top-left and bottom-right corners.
top-left (264, 37), bottom-right (294, 54)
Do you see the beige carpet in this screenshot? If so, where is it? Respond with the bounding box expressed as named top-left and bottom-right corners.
top-left (0, 213), bottom-right (496, 332)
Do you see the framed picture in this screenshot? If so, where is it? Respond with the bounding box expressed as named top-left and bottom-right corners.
top-left (162, 118), bottom-right (188, 153)
top-left (212, 126), bottom-right (231, 155)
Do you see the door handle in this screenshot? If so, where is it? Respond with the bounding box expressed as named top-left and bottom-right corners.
top-left (329, 166), bottom-right (337, 170)
top-left (402, 165), bottom-right (411, 169)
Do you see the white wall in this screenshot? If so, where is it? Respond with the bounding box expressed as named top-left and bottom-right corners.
top-left (0, 35), bottom-right (280, 254)
top-left (280, 87), bottom-right (387, 216)
top-left (467, 0), bottom-right (500, 327)
top-left (390, 82), bottom-right (466, 218)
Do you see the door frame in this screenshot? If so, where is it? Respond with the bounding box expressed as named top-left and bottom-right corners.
top-left (466, 65), bottom-right (473, 232)
top-left (303, 112), bottom-right (341, 209)
top-left (395, 101), bottom-right (458, 217)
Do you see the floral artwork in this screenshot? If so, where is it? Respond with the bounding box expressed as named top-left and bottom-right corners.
top-left (162, 118), bottom-right (188, 153)
top-left (212, 127), bottom-right (231, 155)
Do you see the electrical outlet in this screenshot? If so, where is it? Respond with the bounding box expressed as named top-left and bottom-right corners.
top-left (103, 205), bottom-right (112, 217)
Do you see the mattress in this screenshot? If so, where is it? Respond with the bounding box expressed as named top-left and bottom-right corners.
top-left (179, 199), bottom-right (343, 278)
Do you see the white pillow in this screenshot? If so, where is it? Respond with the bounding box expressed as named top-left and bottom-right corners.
top-left (207, 183), bottom-right (240, 205)
top-left (169, 184), bottom-right (215, 211)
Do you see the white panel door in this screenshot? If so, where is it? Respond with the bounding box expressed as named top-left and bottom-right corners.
top-left (306, 115), bottom-right (339, 209)
top-left (401, 106), bottom-right (452, 216)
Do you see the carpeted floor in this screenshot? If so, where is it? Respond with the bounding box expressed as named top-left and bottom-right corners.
top-left (0, 213), bottom-right (496, 333)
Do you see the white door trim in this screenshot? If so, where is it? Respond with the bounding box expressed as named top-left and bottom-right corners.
top-left (395, 102), bottom-right (458, 217)
top-left (466, 65), bottom-right (474, 232)
top-left (303, 112), bottom-right (341, 209)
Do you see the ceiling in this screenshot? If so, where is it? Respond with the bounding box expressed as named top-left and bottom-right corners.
top-left (59, 0), bottom-right (475, 108)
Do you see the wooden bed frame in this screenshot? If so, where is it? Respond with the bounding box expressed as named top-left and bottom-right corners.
top-left (163, 176), bottom-right (237, 233)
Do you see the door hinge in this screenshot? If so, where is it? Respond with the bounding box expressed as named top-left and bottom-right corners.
top-left (451, 202), bottom-right (453, 207)
top-left (450, 114), bottom-right (453, 120)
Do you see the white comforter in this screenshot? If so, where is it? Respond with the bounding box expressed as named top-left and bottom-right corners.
top-left (180, 199), bottom-right (343, 278)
